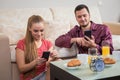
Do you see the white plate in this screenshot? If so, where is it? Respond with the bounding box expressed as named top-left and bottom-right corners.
top-left (105, 64), bottom-right (115, 67)
top-left (63, 63), bottom-right (80, 69)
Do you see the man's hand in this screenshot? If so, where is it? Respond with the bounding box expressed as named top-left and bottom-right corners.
top-left (71, 36), bottom-right (97, 48)
top-left (83, 35), bottom-right (97, 47)
top-left (76, 37), bottom-right (85, 46)
top-left (71, 37), bottom-right (85, 46)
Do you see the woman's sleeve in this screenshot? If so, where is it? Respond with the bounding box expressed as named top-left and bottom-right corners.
top-left (16, 39), bottom-right (25, 51)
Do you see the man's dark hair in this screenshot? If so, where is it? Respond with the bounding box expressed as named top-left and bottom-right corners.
top-left (74, 4), bottom-right (90, 14)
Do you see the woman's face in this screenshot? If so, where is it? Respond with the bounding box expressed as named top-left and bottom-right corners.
top-left (29, 22), bottom-right (45, 41)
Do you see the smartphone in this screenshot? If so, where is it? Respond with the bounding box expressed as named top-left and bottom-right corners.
top-left (42, 51), bottom-right (50, 61)
top-left (84, 30), bottom-right (92, 40)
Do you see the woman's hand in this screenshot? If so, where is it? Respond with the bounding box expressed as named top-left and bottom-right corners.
top-left (35, 57), bottom-right (47, 65)
top-left (49, 49), bottom-right (58, 61)
top-left (46, 49), bottom-right (61, 67)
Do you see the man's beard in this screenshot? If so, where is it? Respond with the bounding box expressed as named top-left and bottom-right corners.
top-left (80, 22), bottom-right (89, 28)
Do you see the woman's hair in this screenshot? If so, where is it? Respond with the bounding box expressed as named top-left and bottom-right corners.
top-left (25, 15), bottom-right (44, 63)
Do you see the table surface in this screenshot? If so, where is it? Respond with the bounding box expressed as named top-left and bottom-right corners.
top-left (51, 58), bottom-right (120, 80)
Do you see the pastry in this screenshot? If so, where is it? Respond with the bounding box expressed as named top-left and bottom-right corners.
top-left (103, 57), bottom-right (116, 64)
top-left (67, 59), bottom-right (81, 67)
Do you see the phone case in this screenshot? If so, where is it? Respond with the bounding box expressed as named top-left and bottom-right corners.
top-left (42, 51), bottom-right (50, 60)
top-left (84, 30), bottom-right (91, 40)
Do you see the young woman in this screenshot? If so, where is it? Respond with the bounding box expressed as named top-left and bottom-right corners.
top-left (16, 15), bottom-right (58, 80)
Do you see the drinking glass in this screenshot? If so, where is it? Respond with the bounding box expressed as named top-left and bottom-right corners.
top-left (102, 40), bottom-right (110, 58)
top-left (77, 54), bottom-right (88, 64)
top-left (88, 48), bottom-right (98, 64)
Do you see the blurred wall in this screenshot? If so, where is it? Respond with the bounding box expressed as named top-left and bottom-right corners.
top-left (0, 0), bottom-right (120, 22)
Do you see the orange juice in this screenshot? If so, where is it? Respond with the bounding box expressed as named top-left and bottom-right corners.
top-left (102, 46), bottom-right (110, 57)
top-left (88, 55), bottom-right (91, 64)
top-left (88, 55), bottom-right (98, 64)
top-left (88, 48), bottom-right (98, 64)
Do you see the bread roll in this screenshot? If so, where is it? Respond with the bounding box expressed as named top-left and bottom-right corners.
top-left (67, 59), bottom-right (81, 67)
top-left (103, 57), bottom-right (116, 64)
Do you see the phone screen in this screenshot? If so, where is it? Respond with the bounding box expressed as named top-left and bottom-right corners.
top-left (84, 30), bottom-right (91, 40)
top-left (42, 51), bottom-right (50, 61)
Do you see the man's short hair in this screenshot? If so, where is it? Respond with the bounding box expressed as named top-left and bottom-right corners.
top-left (74, 4), bottom-right (90, 14)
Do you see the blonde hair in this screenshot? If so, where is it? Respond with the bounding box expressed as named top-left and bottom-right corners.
top-left (25, 15), bottom-right (44, 63)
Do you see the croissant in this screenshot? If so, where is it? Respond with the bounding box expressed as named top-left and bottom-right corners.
top-left (103, 57), bottom-right (116, 64)
top-left (67, 59), bottom-right (81, 67)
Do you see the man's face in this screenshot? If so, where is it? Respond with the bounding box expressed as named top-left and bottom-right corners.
top-left (75, 8), bottom-right (90, 27)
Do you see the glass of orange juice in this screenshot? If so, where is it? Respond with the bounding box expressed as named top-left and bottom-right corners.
top-left (102, 40), bottom-right (110, 58)
top-left (88, 48), bottom-right (98, 64)
top-left (102, 46), bottom-right (110, 57)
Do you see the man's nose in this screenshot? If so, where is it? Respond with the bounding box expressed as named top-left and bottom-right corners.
top-left (81, 16), bottom-right (85, 20)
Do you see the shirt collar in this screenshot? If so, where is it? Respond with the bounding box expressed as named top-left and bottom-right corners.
top-left (90, 21), bottom-right (97, 31)
top-left (75, 21), bottom-right (97, 32)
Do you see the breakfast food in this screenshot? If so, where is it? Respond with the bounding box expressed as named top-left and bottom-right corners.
top-left (103, 57), bottom-right (116, 64)
top-left (67, 59), bottom-right (81, 67)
